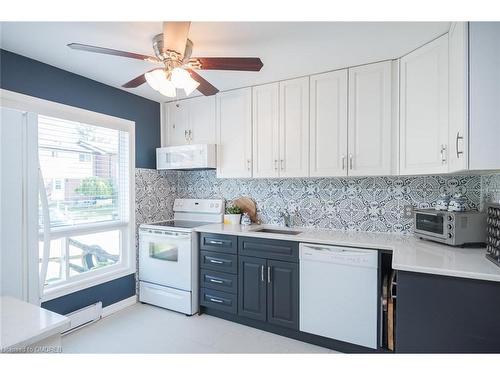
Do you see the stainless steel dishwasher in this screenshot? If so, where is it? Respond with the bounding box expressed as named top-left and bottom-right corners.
top-left (299, 243), bottom-right (379, 349)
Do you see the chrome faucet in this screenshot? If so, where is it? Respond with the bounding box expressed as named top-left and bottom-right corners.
top-left (280, 209), bottom-right (294, 228)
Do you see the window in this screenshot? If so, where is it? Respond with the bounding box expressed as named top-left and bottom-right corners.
top-left (79, 153), bottom-right (91, 162)
top-left (38, 114), bottom-right (133, 298)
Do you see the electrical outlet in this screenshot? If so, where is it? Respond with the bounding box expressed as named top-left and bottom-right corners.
top-left (403, 205), bottom-right (414, 219)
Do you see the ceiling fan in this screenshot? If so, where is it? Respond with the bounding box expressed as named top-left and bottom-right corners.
top-left (67, 22), bottom-right (264, 98)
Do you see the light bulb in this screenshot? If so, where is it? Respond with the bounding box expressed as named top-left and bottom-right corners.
top-left (145, 69), bottom-right (166, 92)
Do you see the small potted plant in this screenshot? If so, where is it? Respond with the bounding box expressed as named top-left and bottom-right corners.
top-left (224, 204), bottom-right (243, 225)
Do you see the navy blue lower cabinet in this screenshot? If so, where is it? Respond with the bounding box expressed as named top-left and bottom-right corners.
top-left (267, 259), bottom-right (299, 330)
top-left (238, 255), bottom-right (299, 330)
top-left (395, 271), bottom-right (500, 353)
top-left (238, 256), bottom-right (267, 321)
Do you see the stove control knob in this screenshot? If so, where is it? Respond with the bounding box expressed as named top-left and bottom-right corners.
top-left (448, 233), bottom-right (453, 238)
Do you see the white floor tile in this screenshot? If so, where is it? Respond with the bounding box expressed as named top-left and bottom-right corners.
top-left (62, 303), bottom-right (336, 354)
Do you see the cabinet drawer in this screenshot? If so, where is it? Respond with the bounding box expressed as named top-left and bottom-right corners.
top-left (200, 288), bottom-right (237, 314)
top-left (200, 250), bottom-right (237, 274)
top-left (200, 233), bottom-right (237, 254)
top-left (238, 237), bottom-right (299, 262)
top-left (200, 269), bottom-right (237, 294)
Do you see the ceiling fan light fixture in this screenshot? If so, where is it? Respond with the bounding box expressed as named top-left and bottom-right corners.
top-left (158, 79), bottom-right (177, 98)
top-left (171, 67), bottom-right (200, 96)
top-left (144, 69), bottom-right (166, 92)
top-left (183, 75), bottom-right (200, 96)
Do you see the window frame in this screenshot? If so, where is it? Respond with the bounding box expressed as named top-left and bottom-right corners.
top-left (1, 89), bottom-right (136, 302)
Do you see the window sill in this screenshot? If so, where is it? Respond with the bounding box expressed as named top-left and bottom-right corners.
top-left (40, 266), bottom-right (136, 303)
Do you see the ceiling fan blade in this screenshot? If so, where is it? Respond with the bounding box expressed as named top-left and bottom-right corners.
top-left (190, 57), bottom-right (263, 71)
top-left (163, 21), bottom-right (191, 56)
top-left (122, 69), bottom-right (158, 88)
top-left (187, 69), bottom-right (219, 96)
top-left (68, 43), bottom-right (159, 62)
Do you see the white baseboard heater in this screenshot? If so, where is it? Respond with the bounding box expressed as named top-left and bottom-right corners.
top-left (62, 301), bottom-right (103, 334)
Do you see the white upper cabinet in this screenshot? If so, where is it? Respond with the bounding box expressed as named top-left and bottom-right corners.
top-left (216, 88), bottom-right (253, 178)
top-left (348, 61), bottom-right (398, 176)
top-left (187, 96), bottom-right (216, 144)
top-left (279, 77), bottom-right (310, 178)
top-left (164, 96), bottom-right (216, 145)
top-left (252, 83), bottom-right (280, 178)
top-left (448, 22), bottom-right (469, 173)
top-left (469, 22), bottom-right (500, 170)
top-left (309, 70), bottom-right (348, 177)
top-left (165, 101), bottom-right (188, 146)
top-left (400, 34), bottom-right (449, 175)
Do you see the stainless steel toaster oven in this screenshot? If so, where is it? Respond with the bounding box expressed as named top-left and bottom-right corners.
top-left (413, 209), bottom-right (486, 246)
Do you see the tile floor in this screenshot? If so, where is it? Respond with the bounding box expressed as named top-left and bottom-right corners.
top-left (62, 303), bottom-right (336, 353)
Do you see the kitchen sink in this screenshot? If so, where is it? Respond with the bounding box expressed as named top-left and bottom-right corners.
top-left (254, 228), bottom-right (302, 235)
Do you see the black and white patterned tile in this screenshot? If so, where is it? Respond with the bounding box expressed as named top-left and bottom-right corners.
top-left (171, 170), bottom-right (482, 234)
top-left (481, 173), bottom-right (500, 208)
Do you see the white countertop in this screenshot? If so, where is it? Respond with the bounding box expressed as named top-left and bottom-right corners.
top-left (0, 296), bottom-right (70, 350)
top-left (194, 223), bottom-right (500, 283)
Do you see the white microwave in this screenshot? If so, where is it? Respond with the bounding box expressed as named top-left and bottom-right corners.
top-left (156, 144), bottom-right (217, 170)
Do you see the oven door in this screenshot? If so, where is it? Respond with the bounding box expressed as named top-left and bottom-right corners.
top-left (414, 211), bottom-right (447, 239)
top-left (139, 228), bottom-right (193, 291)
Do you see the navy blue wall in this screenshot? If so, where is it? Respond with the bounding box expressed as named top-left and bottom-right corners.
top-left (0, 49), bottom-right (160, 169)
top-left (41, 274), bottom-right (136, 315)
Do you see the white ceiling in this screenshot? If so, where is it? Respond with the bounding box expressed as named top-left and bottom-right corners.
top-left (0, 22), bottom-right (450, 103)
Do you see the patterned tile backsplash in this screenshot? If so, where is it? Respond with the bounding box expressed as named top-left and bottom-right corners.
top-left (136, 168), bottom-right (485, 235)
top-left (481, 173), bottom-right (500, 207)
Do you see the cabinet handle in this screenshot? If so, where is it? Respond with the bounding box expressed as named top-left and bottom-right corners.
top-left (209, 278), bottom-right (224, 284)
top-left (440, 144), bottom-right (447, 164)
top-left (267, 266), bottom-right (272, 283)
top-left (349, 154), bottom-right (353, 170)
top-left (341, 155), bottom-right (346, 170)
top-left (208, 258), bottom-right (224, 264)
top-left (280, 159), bottom-right (284, 171)
top-left (188, 129), bottom-right (192, 142)
top-left (455, 132), bottom-right (464, 158)
top-left (209, 298), bottom-right (224, 304)
top-left (184, 130), bottom-right (188, 140)
top-left (261, 265), bottom-right (265, 282)
top-left (274, 159), bottom-right (278, 171)
top-left (208, 240), bottom-right (224, 245)
top-left (247, 159), bottom-right (251, 171)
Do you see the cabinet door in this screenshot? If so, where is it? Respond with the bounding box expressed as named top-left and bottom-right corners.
top-left (309, 70), bottom-right (348, 177)
top-left (469, 22), bottom-right (500, 170)
top-left (400, 34), bottom-right (449, 175)
top-left (188, 96), bottom-right (216, 144)
top-left (252, 83), bottom-right (280, 178)
top-left (348, 61), bottom-right (397, 176)
top-left (238, 256), bottom-right (267, 322)
top-left (267, 260), bottom-right (299, 330)
top-left (216, 88), bottom-right (253, 178)
top-left (165, 101), bottom-right (188, 146)
top-left (448, 22), bottom-right (469, 172)
top-left (279, 77), bottom-right (309, 177)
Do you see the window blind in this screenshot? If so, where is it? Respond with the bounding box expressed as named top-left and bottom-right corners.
top-left (38, 115), bottom-right (130, 229)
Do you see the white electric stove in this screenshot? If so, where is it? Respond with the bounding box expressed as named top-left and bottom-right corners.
top-left (139, 199), bottom-right (224, 315)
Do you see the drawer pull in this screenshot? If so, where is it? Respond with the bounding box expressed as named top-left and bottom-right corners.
top-left (209, 278), bottom-right (224, 284)
top-left (208, 259), bottom-right (224, 264)
top-left (209, 297), bottom-right (224, 304)
top-left (208, 240), bottom-right (224, 245)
